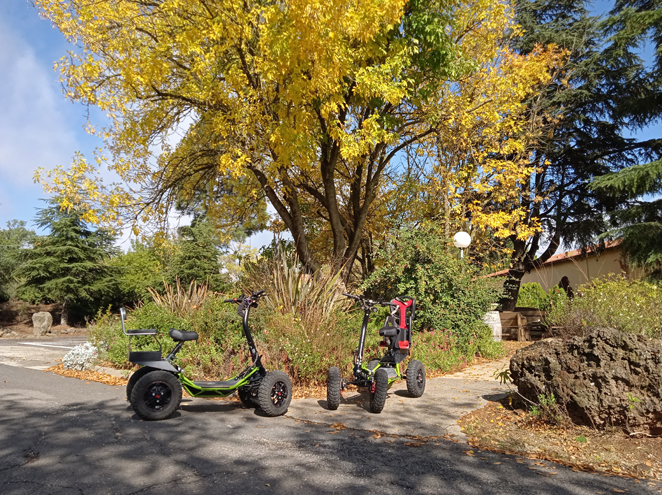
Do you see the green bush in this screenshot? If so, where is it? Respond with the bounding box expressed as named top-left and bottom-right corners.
top-left (363, 227), bottom-right (503, 358)
top-left (517, 282), bottom-right (550, 310)
top-left (89, 246), bottom-right (506, 387)
top-left (546, 275), bottom-right (662, 337)
top-left (412, 322), bottom-right (503, 373)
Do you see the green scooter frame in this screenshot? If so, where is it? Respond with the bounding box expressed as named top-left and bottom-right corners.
top-left (326, 293), bottom-right (426, 413)
top-left (121, 290), bottom-right (292, 420)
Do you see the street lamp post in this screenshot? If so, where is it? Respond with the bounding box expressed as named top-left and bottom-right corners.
top-left (453, 231), bottom-right (471, 259)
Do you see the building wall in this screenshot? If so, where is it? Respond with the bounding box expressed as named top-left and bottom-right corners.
top-left (520, 248), bottom-right (637, 291)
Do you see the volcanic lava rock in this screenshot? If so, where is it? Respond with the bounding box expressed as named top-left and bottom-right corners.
top-left (510, 328), bottom-right (662, 433)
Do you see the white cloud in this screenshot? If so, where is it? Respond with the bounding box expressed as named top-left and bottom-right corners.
top-left (0, 19), bottom-right (78, 188)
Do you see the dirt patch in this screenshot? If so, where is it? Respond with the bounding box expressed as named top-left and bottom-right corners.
top-left (459, 396), bottom-right (662, 481)
top-left (0, 301), bottom-right (87, 337)
top-left (0, 323), bottom-right (88, 338)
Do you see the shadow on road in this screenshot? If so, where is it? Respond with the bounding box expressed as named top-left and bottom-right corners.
top-left (0, 387), bottom-right (654, 495)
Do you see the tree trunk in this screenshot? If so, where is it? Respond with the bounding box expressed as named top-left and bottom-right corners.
top-left (500, 229), bottom-right (561, 311)
top-left (60, 300), bottom-right (68, 327)
top-left (499, 269), bottom-right (525, 311)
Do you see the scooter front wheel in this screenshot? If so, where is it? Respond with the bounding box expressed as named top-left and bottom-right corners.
top-left (326, 367), bottom-right (341, 410)
top-left (130, 370), bottom-right (182, 421)
top-left (257, 371), bottom-right (292, 417)
top-left (369, 368), bottom-right (388, 414)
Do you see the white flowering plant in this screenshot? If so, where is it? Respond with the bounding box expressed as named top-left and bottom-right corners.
top-left (62, 342), bottom-right (99, 371)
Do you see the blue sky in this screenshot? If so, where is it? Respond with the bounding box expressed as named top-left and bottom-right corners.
top-left (0, 0), bottom-right (659, 247)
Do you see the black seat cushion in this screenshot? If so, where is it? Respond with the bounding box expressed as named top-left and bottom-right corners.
top-left (379, 326), bottom-right (399, 337)
top-left (169, 328), bottom-right (199, 342)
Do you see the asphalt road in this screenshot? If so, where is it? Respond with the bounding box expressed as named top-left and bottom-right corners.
top-left (1, 363), bottom-right (658, 495)
top-left (0, 337), bottom-right (88, 370)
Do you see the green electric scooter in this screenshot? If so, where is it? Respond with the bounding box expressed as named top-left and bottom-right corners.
top-left (121, 290), bottom-right (292, 420)
top-left (326, 293), bottom-right (426, 413)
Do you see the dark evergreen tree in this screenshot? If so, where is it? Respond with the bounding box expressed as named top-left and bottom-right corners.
top-left (590, 0), bottom-right (662, 275)
top-left (499, 0), bottom-right (661, 308)
top-left (167, 219), bottom-right (229, 291)
top-left (0, 221), bottom-right (37, 301)
top-left (17, 201), bottom-right (117, 325)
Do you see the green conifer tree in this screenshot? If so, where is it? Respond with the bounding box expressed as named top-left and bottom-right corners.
top-left (167, 220), bottom-right (229, 291)
top-left (590, 0), bottom-right (662, 275)
top-left (17, 202), bottom-right (117, 325)
top-left (0, 221), bottom-right (37, 301)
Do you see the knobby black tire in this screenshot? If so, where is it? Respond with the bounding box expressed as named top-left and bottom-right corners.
top-left (327, 367), bottom-right (341, 410)
top-left (126, 366), bottom-right (152, 401)
top-left (238, 387), bottom-right (258, 408)
top-left (406, 359), bottom-right (426, 398)
top-left (257, 370), bottom-right (292, 417)
top-left (130, 370), bottom-right (182, 421)
top-left (370, 368), bottom-right (389, 414)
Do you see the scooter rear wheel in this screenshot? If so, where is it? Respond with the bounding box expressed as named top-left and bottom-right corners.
top-left (326, 367), bottom-right (341, 410)
top-left (406, 359), bottom-right (426, 398)
top-left (257, 371), bottom-right (292, 417)
top-left (131, 370), bottom-right (182, 421)
top-left (126, 367), bottom-right (152, 401)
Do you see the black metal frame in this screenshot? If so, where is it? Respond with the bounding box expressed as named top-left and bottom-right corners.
top-left (340, 293), bottom-right (416, 389)
top-left (120, 290), bottom-right (269, 380)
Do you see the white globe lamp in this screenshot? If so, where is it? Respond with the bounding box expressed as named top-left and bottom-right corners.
top-left (453, 231), bottom-right (471, 258)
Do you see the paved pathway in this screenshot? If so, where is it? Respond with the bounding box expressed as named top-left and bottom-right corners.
top-left (0, 337), bottom-right (514, 440)
top-left (287, 358), bottom-right (511, 440)
top-left (0, 337), bottom-right (88, 370)
top-left (1, 363), bottom-right (656, 495)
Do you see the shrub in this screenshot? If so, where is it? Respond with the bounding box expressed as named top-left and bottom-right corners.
top-left (517, 282), bottom-right (550, 310)
top-left (62, 342), bottom-right (99, 371)
top-left (363, 227), bottom-right (502, 353)
top-left (148, 279), bottom-right (210, 318)
top-left (243, 247), bottom-right (350, 322)
top-left (546, 275), bottom-right (662, 337)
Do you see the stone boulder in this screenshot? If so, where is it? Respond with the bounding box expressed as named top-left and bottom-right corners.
top-left (32, 312), bottom-right (53, 336)
top-left (510, 328), bottom-right (662, 434)
top-left (0, 328), bottom-right (18, 338)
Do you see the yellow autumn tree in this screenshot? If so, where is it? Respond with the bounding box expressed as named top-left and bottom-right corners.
top-left (34, 0), bottom-right (561, 280)
top-left (397, 5), bottom-right (566, 268)
top-left (339, 2), bottom-right (566, 276)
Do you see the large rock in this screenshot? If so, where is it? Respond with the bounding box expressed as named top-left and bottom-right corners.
top-left (510, 328), bottom-right (662, 434)
top-left (32, 312), bottom-right (53, 336)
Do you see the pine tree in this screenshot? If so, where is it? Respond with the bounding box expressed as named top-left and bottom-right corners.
top-left (0, 221), bottom-right (37, 301)
top-left (499, 0), bottom-right (660, 308)
top-left (590, 0), bottom-right (662, 275)
top-left (17, 202), bottom-right (117, 325)
top-left (167, 220), bottom-right (228, 291)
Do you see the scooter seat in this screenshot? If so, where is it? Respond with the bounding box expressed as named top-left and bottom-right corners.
top-left (379, 326), bottom-right (399, 337)
top-left (169, 328), bottom-right (199, 342)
